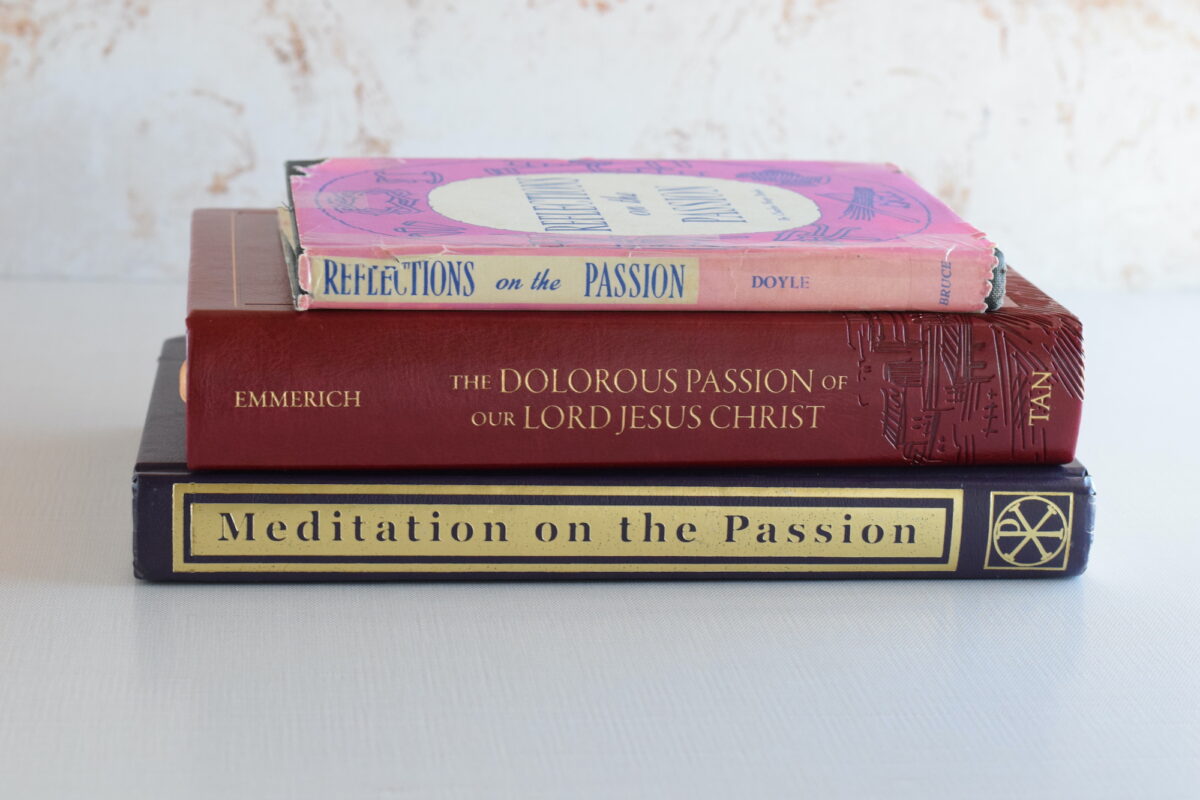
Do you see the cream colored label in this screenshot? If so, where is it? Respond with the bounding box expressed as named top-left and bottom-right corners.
top-left (427, 173), bottom-right (821, 235)
top-left (309, 253), bottom-right (700, 305)
top-left (173, 484), bottom-right (962, 574)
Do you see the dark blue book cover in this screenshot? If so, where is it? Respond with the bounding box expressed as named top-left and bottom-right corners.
top-left (135, 338), bottom-right (1094, 581)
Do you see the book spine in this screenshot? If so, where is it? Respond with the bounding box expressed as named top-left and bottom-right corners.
top-left (185, 305), bottom-right (1083, 470)
top-left (296, 247), bottom-right (997, 313)
top-left (132, 467), bottom-right (1094, 581)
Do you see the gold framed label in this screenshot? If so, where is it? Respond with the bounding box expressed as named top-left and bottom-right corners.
top-left (172, 483), bottom-right (964, 574)
top-left (985, 492), bottom-right (1074, 571)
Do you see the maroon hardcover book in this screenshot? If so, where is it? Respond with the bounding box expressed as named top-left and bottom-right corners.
top-left (185, 209), bottom-right (1083, 470)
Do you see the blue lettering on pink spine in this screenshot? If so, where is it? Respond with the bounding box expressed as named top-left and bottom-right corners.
top-left (584, 261), bottom-right (686, 299)
top-left (323, 259), bottom-right (342, 294)
top-left (584, 262), bottom-right (598, 297)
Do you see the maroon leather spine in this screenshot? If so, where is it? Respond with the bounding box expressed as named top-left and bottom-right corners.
top-left (186, 210), bottom-right (1084, 470)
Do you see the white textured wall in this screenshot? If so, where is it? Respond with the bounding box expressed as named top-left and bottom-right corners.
top-left (1, 0), bottom-right (1196, 290)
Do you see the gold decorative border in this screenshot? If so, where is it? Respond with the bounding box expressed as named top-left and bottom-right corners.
top-left (984, 491), bottom-right (1074, 571)
top-left (172, 483), bottom-right (964, 574)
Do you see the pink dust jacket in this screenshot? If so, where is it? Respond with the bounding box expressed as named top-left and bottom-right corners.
top-left (285, 158), bottom-right (1004, 312)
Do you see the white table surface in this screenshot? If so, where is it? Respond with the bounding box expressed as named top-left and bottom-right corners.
top-left (0, 278), bottom-right (1196, 799)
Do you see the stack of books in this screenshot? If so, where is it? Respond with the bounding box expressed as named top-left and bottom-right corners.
top-left (132, 158), bottom-right (1094, 580)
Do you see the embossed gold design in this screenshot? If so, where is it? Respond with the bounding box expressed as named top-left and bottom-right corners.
top-left (986, 492), bottom-right (1073, 570)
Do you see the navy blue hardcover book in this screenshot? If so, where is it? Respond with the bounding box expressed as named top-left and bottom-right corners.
top-left (134, 338), bottom-right (1094, 581)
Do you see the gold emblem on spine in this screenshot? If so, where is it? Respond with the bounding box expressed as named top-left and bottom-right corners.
top-left (986, 492), bottom-right (1073, 570)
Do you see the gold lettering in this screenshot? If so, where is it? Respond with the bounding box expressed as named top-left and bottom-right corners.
top-left (709, 405), bottom-right (730, 429)
top-left (1028, 371), bottom-right (1052, 425)
top-left (232, 389), bottom-right (362, 409)
top-left (731, 405), bottom-right (756, 427)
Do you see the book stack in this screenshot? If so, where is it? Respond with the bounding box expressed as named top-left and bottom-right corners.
top-left (132, 158), bottom-right (1094, 580)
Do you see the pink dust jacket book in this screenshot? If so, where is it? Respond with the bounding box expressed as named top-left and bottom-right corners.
top-left (284, 158), bottom-right (1005, 312)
